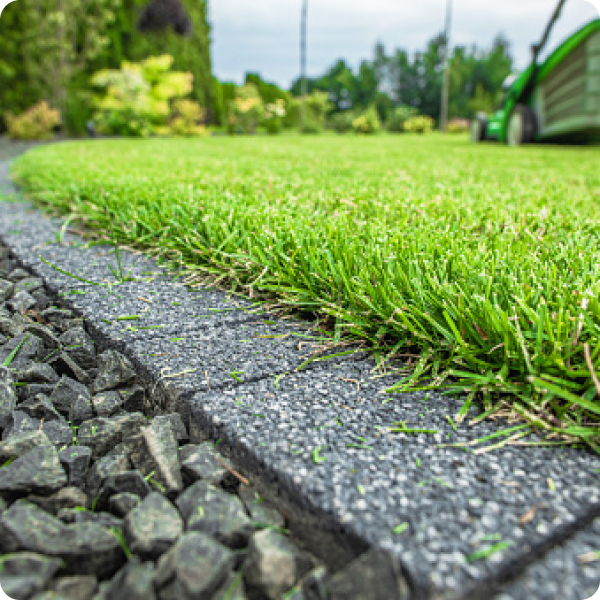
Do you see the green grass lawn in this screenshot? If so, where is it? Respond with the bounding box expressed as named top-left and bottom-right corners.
top-left (9, 133), bottom-right (600, 453)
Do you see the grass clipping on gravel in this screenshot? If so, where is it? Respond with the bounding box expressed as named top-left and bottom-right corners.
top-left (9, 133), bottom-right (600, 453)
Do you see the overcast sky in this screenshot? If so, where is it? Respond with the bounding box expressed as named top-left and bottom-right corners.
top-left (209, 0), bottom-right (599, 88)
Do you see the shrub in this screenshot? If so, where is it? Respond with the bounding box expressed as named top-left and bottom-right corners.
top-left (262, 99), bottom-right (286, 135)
top-left (62, 87), bottom-right (95, 137)
top-left (386, 105), bottom-right (418, 133)
top-left (227, 83), bottom-right (264, 134)
top-left (226, 113), bottom-right (239, 136)
top-left (6, 101), bottom-right (61, 140)
top-left (328, 111), bottom-right (354, 134)
top-left (91, 55), bottom-right (193, 137)
top-left (404, 115), bottom-right (435, 134)
top-left (352, 107), bottom-right (381, 135)
top-left (299, 118), bottom-right (323, 134)
top-left (163, 100), bottom-right (208, 137)
top-left (446, 118), bottom-right (470, 134)
top-left (282, 98), bottom-right (300, 129)
top-left (293, 91), bottom-right (331, 134)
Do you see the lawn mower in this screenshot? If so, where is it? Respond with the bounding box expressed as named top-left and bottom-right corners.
top-left (471, 0), bottom-right (600, 145)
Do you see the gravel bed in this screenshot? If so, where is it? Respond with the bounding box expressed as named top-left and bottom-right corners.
top-left (0, 244), bottom-right (339, 600)
top-left (1, 143), bottom-right (599, 600)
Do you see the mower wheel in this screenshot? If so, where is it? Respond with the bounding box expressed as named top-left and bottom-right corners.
top-left (470, 117), bottom-right (487, 142)
top-left (507, 104), bottom-right (537, 146)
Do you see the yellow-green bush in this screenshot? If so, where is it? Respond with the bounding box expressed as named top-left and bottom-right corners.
top-left (227, 84), bottom-right (264, 135)
top-left (446, 118), bottom-right (470, 134)
top-left (328, 111), bottom-right (354, 133)
top-left (262, 99), bottom-right (286, 135)
top-left (404, 115), bottom-right (435, 134)
top-left (6, 101), bottom-right (61, 140)
top-left (386, 105), bottom-right (418, 133)
top-left (91, 55), bottom-right (194, 137)
top-left (300, 91), bottom-right (331, 134)
top-left (163, 100), bottom-right (208, 137)
top-left (352, 107), bottom-right (381, 135)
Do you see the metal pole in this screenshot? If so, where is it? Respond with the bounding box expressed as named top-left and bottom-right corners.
top-left (300, 0), bottom-right (308, 128)
top-left (532, 0), bottom-right (567, 65)
top-left (440, 0), bottom-right (453, 133)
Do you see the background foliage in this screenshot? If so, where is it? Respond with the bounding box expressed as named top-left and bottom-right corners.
top-left (0, 0), bottom-right (213, 135)
top-left (290, 33), bottom-right (513, 125)
top-left (0, 5), bottom-right (513, 134)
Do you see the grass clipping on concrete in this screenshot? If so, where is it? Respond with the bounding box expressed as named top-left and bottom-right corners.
top-left (9, 133), bottom-right (600, 453)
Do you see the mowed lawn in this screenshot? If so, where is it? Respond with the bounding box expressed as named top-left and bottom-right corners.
top-left (9, 133), bottom-right (600, 452)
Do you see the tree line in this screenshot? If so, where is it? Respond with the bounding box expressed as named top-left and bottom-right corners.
top-left (288, 32), bottom-right (513, 124)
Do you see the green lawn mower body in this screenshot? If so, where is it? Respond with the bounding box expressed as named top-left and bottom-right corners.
top-left (472, 13), bottom-right (600, 145)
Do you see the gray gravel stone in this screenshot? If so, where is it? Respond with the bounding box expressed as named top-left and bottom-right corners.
top-left (180, 441), bottom-right (230, 486)
top-left (28, 486), bottom-right (88, 515)
top-left (68, 392), bottom-right (94, 426)
top-left (0, 277), bottom-right (14, 300)
top-left (18, 362), bottom-right (60, 384)
top-left (109, 492), bottom-right (142, 518)
top-left (0, 444), bottom-right (67, 494)
top-left (2, 312), bottom-right (30, 337)
top-left (2, 409), bottom-right (39, 439)
top-left (327, 549), bottom-right (410, 600)
top-left (0, 365), bottom-right (17, 429)
top-left (7, 289), bottom-right (37, 313)
top-left (119, 384), bottom-right (145, 412)
top-left (59, 327), bottom-right (97, 370)
top-left (42, 418), bottom-right (74, 447)
top-left (49, 375), bottom-right (91, 415)
top-left (97, 470), bottom-right (151, 510)
top-left (77, 412), bottom-right (146, 459)
top-left (154, 413), bottom-right (188, 442)
top-left (19, 393), bottom-right (62, 421)
top-left (8, 268), bottom-right (32, 281)
top-left (298, 565), bottom-right (329, 600)
top-left (0, 315), bottom-right (12, 337)
top-left (59, 446), bottom-right (92, 488)
top-left (125, 417), bottom-right (182, 496)
top-left (85, 451), bottom-right (131, 500)
top-left (23, 322), bottom-right (61, 351)
top-left (14, 276), bottom-right (43, 295)
top-left (153, 532), bottom-right (236, 600)
top-left (93, 350), bottom-right (136, 393)
top-left (92, 390), bottom-right (124, 417)
top-left (58, 509), bottom-right (122, 529)
top-left (0, 552), bottom-right (63, 600)
top-left (50, 575), bottom-right (99, 600)
top-left (0, 500), bottom-right (125, 578)
top-left (55, 351), bottom-right (92, 385)
top-left (243, 529), bottom-right (315, 599)
top-left (0, 429), bottom-right (52, 461)
top-left (41, 307), bottom-right (77, 333)
top-left (98, 560), bottom-right (157, 600)
top-left (176, 480), bottom-right (253, 549)
top-left (239, 486), bottom-right (285, 530)
top-left (18, 382), bottom-right (56, 402)
top-left (0, 332), bottom-right (45, 369)
top-left (123, 492), bottom-right (183, 560)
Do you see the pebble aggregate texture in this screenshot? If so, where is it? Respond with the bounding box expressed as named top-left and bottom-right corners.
top-left (0, 153), bottom-right (599, 600)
